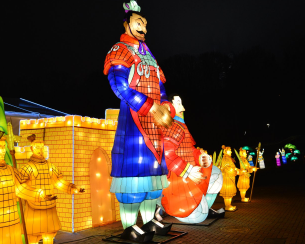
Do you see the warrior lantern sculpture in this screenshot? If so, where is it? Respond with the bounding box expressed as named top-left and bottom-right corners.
top-left (103, 1), bottom-right (174, 242)
top-left (219, 146), bottom-right (239, 211)
top-left (160, 95), bottom-right (223, 223)
top-left (0, 136), bottom-right (54, 244)
top-left (19, 135), bottom-right (84, 244)
top-left (236, 148), bottom-right (257, 202)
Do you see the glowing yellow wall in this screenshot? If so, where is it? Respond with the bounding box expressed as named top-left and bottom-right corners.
top-left (16, 109), bottom-right (120, 232)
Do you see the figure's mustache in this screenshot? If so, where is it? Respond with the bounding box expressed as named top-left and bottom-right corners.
top-left (137, 30), bottom-right (145, 35)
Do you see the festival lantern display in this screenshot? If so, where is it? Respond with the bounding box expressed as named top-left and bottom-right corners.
top-left (103, 1), bottom-right (174, 241)
top-left (160, 95), bottom-right (222, 223)
top-left (257, 149), bottom-right (265, 169)
top-left (17, 135), bottom-right (85, 244)
top-left (275, 152), bottom-right (281, 166)
top-left (219, 146), bottom-right (239, 211)
top-left (236, 148), bottom-right (257, 202)
top-left (279, 148), bottom-right (287, 164)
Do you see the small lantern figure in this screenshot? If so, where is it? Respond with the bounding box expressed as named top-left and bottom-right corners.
top-left (219, 146), bottom-right (239, 211)
top-left (258, 149), bottom-right (265, 169)
top-left (275, 152), bottom-right (281, 166)
top-left (0, 137), bottom-right (50, 244)
top-left (18, 135), bottom-right (85, 244)
top-left (279, 149), bottom-right (287, 164)
top-left (237, 148), bottom-right (256, 202)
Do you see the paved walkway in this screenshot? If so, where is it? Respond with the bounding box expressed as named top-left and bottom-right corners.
top-left (52, 164), bottom-right (305, 244)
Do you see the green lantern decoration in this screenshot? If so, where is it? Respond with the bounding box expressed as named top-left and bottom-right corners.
top-left (0, 96), bottom-right (13, 166)
top-left (249, 152), bottom-right (256, 156)
top-left (242, 146), bottom-right (254, 151)
top-left (284, 144), bottom-right (297, 150)
top-left (294, 150), bottom-right (301, 155)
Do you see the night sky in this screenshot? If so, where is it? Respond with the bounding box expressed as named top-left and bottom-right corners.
top-left (3, 0), bottom-right (305, 158)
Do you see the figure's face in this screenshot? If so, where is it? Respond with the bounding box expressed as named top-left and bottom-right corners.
top-left (225, 148), bottom-right (232, 156)
top-left (125, 13), bottom-right (147, 41)
top-left (172, 96), bottom-right (185, 118)
top-left (31, 142), bottom-right (44, 157)
top-left (240, 150), bottom-right (247, 158)
top-left (0, 142), bottom-right (6, 160)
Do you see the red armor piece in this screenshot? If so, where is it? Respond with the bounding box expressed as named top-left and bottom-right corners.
top-left (161, 120), bottom-right (213, 218)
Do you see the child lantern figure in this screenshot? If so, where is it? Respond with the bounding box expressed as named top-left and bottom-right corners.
top-left (19, 135), bottom-right (85, 244)
top-left (219, 146), bottom-right (239, 211)
top-left (0, 136), bottom-right (53, 244)
top-left (237, 148), bottom-right (257, 202)
top-left (104, 0), bottom-right (174, 242)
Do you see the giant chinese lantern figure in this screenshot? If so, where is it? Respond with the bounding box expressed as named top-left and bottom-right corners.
top-left (0, 137), bottom-right (54, 244)
top-left (219, 146), bottom-right (239, 211)
top-left (237, 148), bottom-right (256, 202)
top-left (19, 135), bottom-right (84, 244)
top-left (104, 1), bottom-right (174, 242)
top-left (161, 95), bottom-right (219, 223)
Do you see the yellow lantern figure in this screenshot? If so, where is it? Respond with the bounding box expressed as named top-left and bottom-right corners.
top-left (236, 148), bottom-right (257, 202)
top-left (219, 145), bottom-right (239, 211)
top-left (19, 136), bottom-right (84, 244)
top-left (0, 138), bottom-right (46, 244)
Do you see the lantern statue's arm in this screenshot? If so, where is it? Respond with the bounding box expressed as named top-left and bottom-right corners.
top-left (163, 139), bottom-right (193, 178)
top-left (14, 168), bottom-right (44, 202)
top-left (108, 65), bottom-right (153, 116)
top-left (52, 176), bottom-right (78, 194)
top-left (51, 163), bottom-right (78, 194)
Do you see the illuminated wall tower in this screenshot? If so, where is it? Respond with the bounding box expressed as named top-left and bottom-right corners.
top-left (15, 109), bottom-right (120, 232)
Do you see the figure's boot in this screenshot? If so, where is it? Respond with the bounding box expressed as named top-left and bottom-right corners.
top-left (120, 203), bottom-right (155, 243)
top-left (42, 233), bottom-right (56, 244)
top-left (223, 197), bottom-right (236, 211)
top-left (208, 208), bottom-right (225, 219)
top-left (239, 189), bottom-right (249, 202)
top-left (121, 225), bottom-right (155, 243)
top-left (140, 199), bottom-right (172, 236)
top-left (28, 234), bottom-right (41, 244)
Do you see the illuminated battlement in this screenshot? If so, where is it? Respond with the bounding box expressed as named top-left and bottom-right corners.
top-left (20, 114), bottom-right (118, 131)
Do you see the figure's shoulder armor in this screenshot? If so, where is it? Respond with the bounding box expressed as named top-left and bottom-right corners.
top-left (162, 121), bottom-right (185, 146)
top-left (104, 42), bottom-right (135, 75)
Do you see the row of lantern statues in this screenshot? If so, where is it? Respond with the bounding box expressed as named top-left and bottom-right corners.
top-left (1, 95), bottom-right (261, 244)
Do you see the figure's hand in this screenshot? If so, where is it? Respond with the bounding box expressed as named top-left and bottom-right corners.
top-left (188, 166), bottom-right (206, 184)
top-left (252, 167), bottom-right (258, 172)
top-left (200, 153), bottom-right (212, 168)
top-left (72, 187), bottom-right (85, 194)
top-left (150, 103), bottom-right (173, 129)
top-left (45, 194), bottom-right (58, 201)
